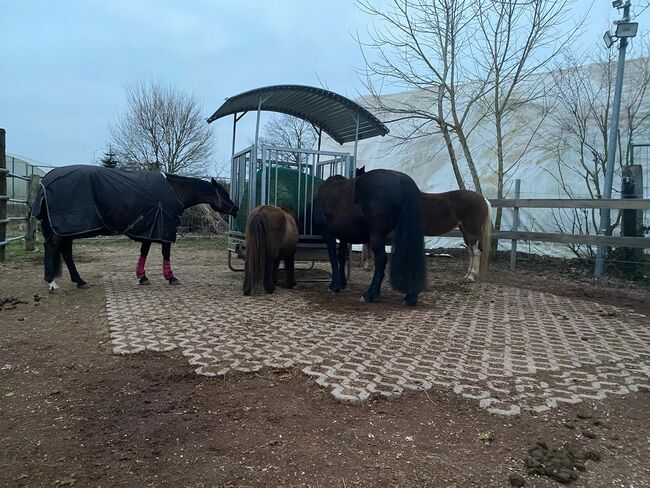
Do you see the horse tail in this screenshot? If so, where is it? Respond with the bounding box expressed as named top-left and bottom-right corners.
top-left (390, 178), bottom-right (427, 295)
top-left (243, 209), bottom-right (268, 295)
top-left (479, 198), bottom-right (492, 279)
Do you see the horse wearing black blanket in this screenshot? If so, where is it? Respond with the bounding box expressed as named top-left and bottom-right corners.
top-left (32, 165), bottom-right (238, 291)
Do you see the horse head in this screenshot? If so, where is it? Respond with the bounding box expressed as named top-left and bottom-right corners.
top-left (355, 165), bottom-right (366, 177)
top-left (210, 178), bottom-right (238, 217)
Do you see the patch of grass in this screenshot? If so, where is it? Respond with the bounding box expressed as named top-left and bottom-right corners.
top-left (1, 234), bottom-right (228, 262)
top-left (1, 239), bottom-right (42, 263)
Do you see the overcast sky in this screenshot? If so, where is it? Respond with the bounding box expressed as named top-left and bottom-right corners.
top-left (2, 0), bottom-right (649, 172)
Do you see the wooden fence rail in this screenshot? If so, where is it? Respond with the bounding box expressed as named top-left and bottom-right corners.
top-left (466, 183), bottom-right (649, 272)
top-left (490, 198), bottom-right (650, 210)
top-left (442, 229), bottom-right (649, 249)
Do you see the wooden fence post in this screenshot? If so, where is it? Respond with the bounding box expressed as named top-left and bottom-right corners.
top-left (510, 179), bottom-right (521, 270)
top-left (621, 165), bottom-right (644, 275)
top-left (621, 165), bottom-right (643, 235)
top-left (0, 128), bottom-right (7, 261)
top-left (24, 174), bottom-right (40, 251)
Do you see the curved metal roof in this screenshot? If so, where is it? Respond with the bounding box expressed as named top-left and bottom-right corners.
top-left (207, 85), bottom-right (389, 144)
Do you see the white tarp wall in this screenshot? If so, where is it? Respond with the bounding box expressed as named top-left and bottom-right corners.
top-left (323, 59), bottom-right (650, 257)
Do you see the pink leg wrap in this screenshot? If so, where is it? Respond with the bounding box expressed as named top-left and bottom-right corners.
top-left (136, 256), bottom-right (147, 279)
top-left (163, 260), bottom-right (174, 280)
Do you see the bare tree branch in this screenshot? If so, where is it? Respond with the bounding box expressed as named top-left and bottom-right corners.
top-left (111, 80), bottom-right (213, 176)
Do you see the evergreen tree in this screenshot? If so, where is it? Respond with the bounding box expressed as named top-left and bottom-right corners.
top-left (100, 146), bottom-right (120, 169)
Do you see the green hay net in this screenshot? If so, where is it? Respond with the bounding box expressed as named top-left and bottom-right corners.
top-left (235, 167), bottom-right (325, 232)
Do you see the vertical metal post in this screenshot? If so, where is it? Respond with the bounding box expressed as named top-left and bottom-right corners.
top-left (297, 149), bottom-right (302, 218)
top-left (253, 96), bottom-right (262, 157)
top-left (251, 96), bottom-right (263, 213)
top-left (316, 128), bottom-right (322, 171)
top-left (0, 128), bottom-right (6, 261)
top-left (303, 153), bottom-right (309, 232)
top-left (510, 179), bottom-right (521, 271)
top-left (352, 114), bottom-right (360, 177)
top-left (261, 146), bottom-right (267, 205)
top-left (309, 153), bottom-right (316, 235)
top-left (274, 158), bottom-right (278, 206)
top-left (229, 113), bottom-right (238, 232)
top-left (595, 1), bottom-right (632, 276)
top-left (231, 113), bottom-right (237, 158)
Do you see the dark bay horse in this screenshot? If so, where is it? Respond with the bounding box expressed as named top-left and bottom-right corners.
top-left (356, 166), bottom-right (491, 282)
top-left (313, 169), bottom-right (426, 306)
top-left (243, 205), bottom-right (299, 296)
top-left (33, 165), bottom-right (238, 291)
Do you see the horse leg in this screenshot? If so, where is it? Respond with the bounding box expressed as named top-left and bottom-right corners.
top-left (264, 257), bottom-right (277, 294)
top-left (161, 242), bottom-right (180, 285)
top-left (362, 237), bottom-right (388, 303)
top-left (43, 236), bottom-right (62, 292)
top-left (337, 241), bottom-right (349, 289)
top-left (283, 256), bottom-right (296, 289)
top-left (362, 244), bottom-right (374, 272)
top-left (464, 247), bottom-right (475, 282)
top-left (59, 238), bottom-right (88, 288)
top-left (325, 235), bottom-right (344, 293)
top-left (273, 258), bottom-right (280, 285)
top-left (137, 241), bottom-right (152, 285)
top-left (458, 224), bottom-right (475, 282)
top-left (467, 242), bottom-right (481, 282)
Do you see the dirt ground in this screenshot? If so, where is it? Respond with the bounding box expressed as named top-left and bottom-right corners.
top-left (1, 237), bottom-right (649, 488)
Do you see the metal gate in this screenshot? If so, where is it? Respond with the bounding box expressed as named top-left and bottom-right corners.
top-left (227, 144), bottom-right (353, 270)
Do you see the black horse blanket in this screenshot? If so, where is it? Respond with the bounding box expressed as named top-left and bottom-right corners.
top-left (33, 165), bottom-right (184, 242)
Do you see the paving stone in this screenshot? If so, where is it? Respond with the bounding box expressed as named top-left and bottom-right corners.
top-left (104, 268), bottom-right (650, 415)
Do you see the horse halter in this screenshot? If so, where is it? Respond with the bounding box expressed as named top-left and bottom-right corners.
top-left (213, 187), bottom-right (237, 214)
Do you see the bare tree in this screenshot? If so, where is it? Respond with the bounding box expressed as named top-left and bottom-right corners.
top-left (543, 43), bottom-right (650, 258)
top-left (357, 0), bottom-right (491, 192)
top-left (357, 0), bottom-right (577, 199)
top-left (476, 0), bottom-right (579, 233)
top-left (111, 80), bottom-right (213, 176)
top-left (259, 113), bottom-right (317, 165)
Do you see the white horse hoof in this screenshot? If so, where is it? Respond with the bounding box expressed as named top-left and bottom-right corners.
top-left (48, 281), bottom-right (60, 292)
top-left (463, 276), bottom-right (476, 283)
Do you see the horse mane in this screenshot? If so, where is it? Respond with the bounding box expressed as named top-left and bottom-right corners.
top-left (164, 172), bottom-right (210, 188)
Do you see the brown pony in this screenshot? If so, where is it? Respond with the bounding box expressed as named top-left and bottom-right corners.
top-left (357, 167), bottom-right (491, 282)
top-left (243, 205), bottom-right (299, 295)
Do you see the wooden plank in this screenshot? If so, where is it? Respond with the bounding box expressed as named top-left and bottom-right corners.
top-left (0, 236), bottom-right (25, 247)
top-left (434, 229), bottom-right (649, 248)
top-left (7, 172), bottom-right (29, 182)
top-left (492, 231), bottom-right (648, 248)
top-left (0, 217), bottom-right (28, 224)
top-left (489, 198), bottom-right (650, 210)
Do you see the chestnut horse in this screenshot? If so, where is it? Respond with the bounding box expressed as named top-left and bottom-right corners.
top-left (243, 205), bottom-right (299, 295)
top-left (356, 166), bottom-right (491, 282)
